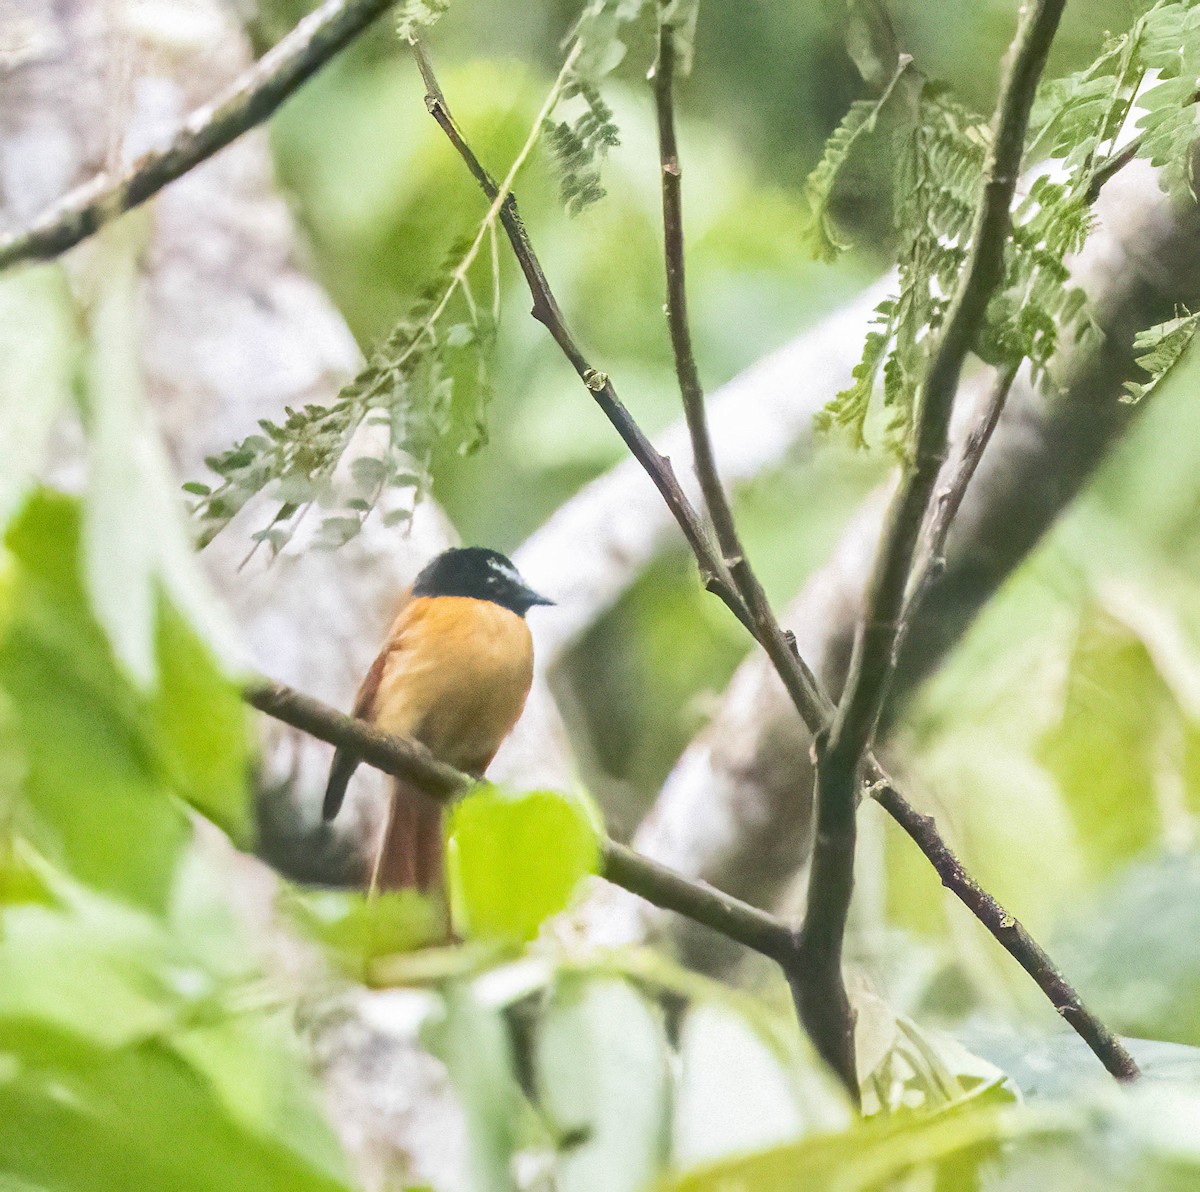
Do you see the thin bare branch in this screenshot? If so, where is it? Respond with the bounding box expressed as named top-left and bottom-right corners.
top-left (651, 13), bottom-right (854, 1095)
top-left (408, 36), bottom-right (754, 636)
top-left (896, 363), bottom-right (1018, 655)
top-left (0, 0), bottom-right (395, 271)
top-left (873, 783), bottom-right (1138, 1080)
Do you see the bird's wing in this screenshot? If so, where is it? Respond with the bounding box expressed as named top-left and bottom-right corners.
top-left (322, 644), bottom-right (390, 822)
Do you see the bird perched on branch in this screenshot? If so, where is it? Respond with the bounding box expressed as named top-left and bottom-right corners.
top-left (323, 547), bottom-right (553, 895)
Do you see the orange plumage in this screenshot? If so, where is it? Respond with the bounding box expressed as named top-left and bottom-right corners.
top-left (323, 548), bottom-right (551, 897)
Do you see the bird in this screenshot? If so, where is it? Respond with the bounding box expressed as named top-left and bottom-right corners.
top-left (323, 546), bottom-right (553, 896)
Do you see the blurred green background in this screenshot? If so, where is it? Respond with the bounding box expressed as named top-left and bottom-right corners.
top-left (254, 0), bottom-right (1200, 1044)
top-left (7, 0), bottom-right (1200, 1187)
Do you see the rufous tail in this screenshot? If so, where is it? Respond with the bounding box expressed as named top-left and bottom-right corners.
top-left (372, 778), bottom-right (444, 894)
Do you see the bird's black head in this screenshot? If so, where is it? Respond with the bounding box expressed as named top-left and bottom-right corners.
top-left (412, 547), bottom-right (554, 617)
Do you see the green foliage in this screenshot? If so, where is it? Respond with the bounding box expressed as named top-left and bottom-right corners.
top-left (194, 252), bottom-right (498, 554)
top-left (0, 491), bottom-right (345, 1190)
top-left (544, 83), bottom-right (621, 215)
top-left (1123, 310), bottom-right (1200, 403)
top-left (446, 785), bottom-right (599, 942)
top-left (542, 0), bottom-right (646, 216)
top-left (197, 1), bottom-right (660, 551)
top-left (0, 867), bottom-right (353, 1192)
top-left (815, 82), bottom-right (994, 447)
top-left (664, 1098), bottom-right (1033, 1191)
top-left (1135, 3), bottom-right (1200, 200)
top-left (1, 492), bottom-right (251, 904)
top-left (809, 0), bottom-right (1200, 449)
top-left (282, 886), bottom-right (447, 979)
top-left (802, 99), bottom-right (895, 266)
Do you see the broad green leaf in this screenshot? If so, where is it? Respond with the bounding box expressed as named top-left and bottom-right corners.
top-left (0, 264), bottom-right (78, 529)
top-left (0, 871), bottom-right (353, 1192)
top-left (282, 885), bottom-right (446, 979)
top-left (171, 1011), bottom-right (354, 1186)
top-left (2, 494), bottom-right (186, 906)
top-left (1038, 609), bottom-right (1168, 878)
top-left (0, 492), bottom-right (251, 903)
top-left (537, 974), bottom-right (670, 1192)
top-left (0, 1023), bottom-right (352, 1192)
top-left (0, 881), bottom-right (201, 1048)
top-left (146, 601), bottom-right (251, 842)
top-left (662, 1100), bottom-right (1048, 1192)
top-left (422, 981), bottom-right (520, 1192)
top-left (447, 784), bottom-right (599, 943)
top-left (961, 1022), bottom-right (1200, 1103)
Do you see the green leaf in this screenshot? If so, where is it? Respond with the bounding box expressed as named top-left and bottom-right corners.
top-left (0, 264), bottom-right (78, 529)
top-left (0, 1023), bottom-right (352, 1192)
top-left (2, 493), bottom-right (187, 907)
top-left (961, 1021), bottom-right (1200, 1103)
top-left (0, 871), bottom-right (353, 1192)
top-left (1037, 608), bottom-right (1168, 878)
top-left (537, 974), bottom-right (671, 1192)
top-left (1, 491), bottom-right (251, 904)
top-left (662, 1100), bottom-right (1045, 1192)
top-left (447, 785), bottom-right (599, 943)
top-left (147, 601), bottom-right (251, 842)
top-left (422, 981), bottom-right (520, 1192)
top-left (1122, 310), bottom-right (1200, 404)
top-left (801, 99), bottom-right (886, 263)
top-left (282, 885), bottom-right (446, 978)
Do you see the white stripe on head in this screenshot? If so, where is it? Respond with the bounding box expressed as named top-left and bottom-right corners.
top-left (488, 556), bottom-right (523, 588)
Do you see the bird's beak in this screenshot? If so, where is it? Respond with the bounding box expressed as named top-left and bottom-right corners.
top-left (524, 586), bottom-right (555, 607)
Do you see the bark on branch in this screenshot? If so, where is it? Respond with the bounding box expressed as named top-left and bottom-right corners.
top-left (0, 0), bottom-right (395, 270)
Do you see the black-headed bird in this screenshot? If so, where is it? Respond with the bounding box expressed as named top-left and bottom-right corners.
top-left (323, 547), bottom-right (552, 893)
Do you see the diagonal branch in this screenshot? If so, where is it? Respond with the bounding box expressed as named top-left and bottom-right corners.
top-left (244, 678), bottom-right (802, 964)
top-left (0, 0), bottom-right (396, 271)
top-left (408, 38), bottom-right (753, 640)
top-left (895, 362), bottom-right (1018, 659)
